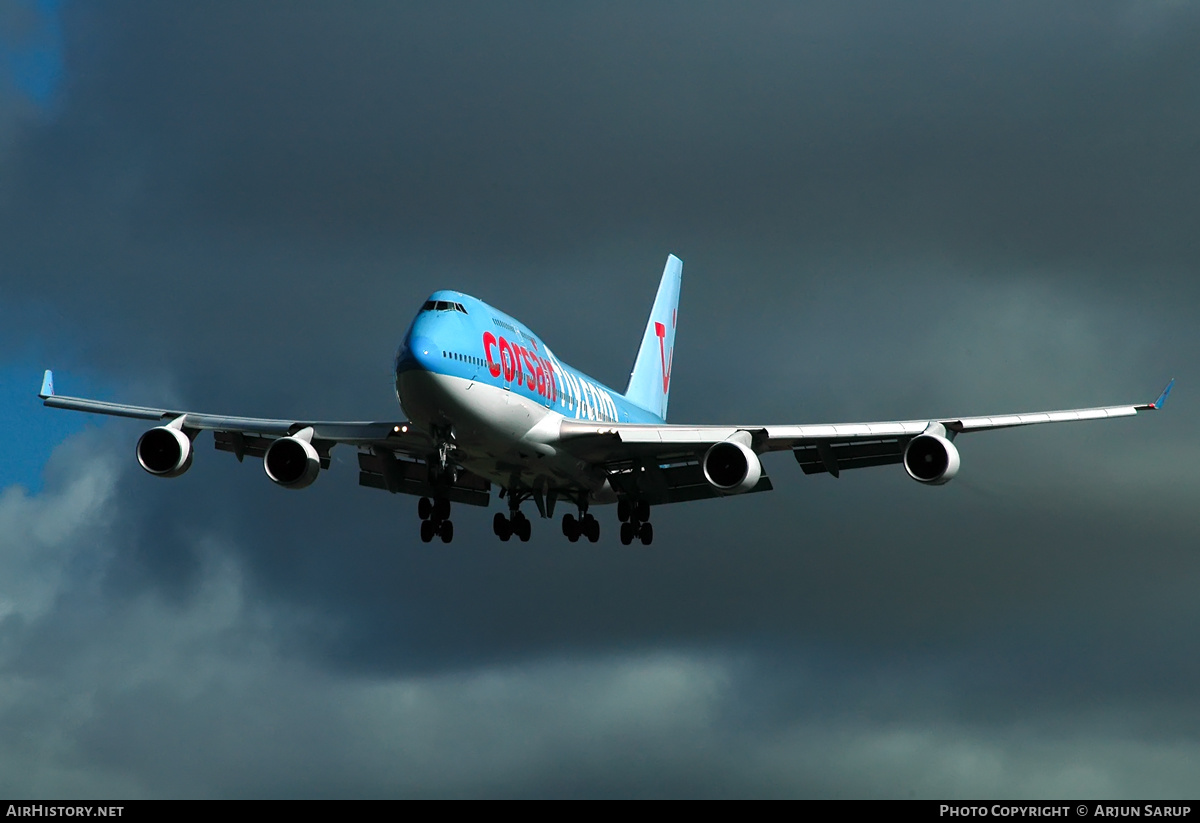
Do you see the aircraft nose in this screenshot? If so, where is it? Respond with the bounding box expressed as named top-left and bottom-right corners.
top-left (396, 335), bottom-right (441, 374)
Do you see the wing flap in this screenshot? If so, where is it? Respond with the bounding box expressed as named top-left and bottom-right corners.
top-left (792, 438), bottom-right (907, 476)
top-left (356, 449), bottom-right (491, 507)
top-left (605, 457), bottom-right (773, 505)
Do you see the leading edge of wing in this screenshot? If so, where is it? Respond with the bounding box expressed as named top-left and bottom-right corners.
top-left (38, 369), bottom-right (407, 445)
top-left (558, 385), bottom-right (1170, 453)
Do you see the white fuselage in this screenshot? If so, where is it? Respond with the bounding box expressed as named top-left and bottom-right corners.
top-left (396, 369), bottom-right (616, 503)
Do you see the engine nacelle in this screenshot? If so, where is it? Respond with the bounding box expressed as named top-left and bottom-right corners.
top-left (136, 426), bottom-right (193, 477)
top-left (903, 433), bottom-right (961, 485)
top-left (702, 437), bottom-right (763, 494)
top-left (263, 435), bottom-right (321, 489)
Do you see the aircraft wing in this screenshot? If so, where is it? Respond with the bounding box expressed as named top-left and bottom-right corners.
top-left (557, 380), bottom-right (1173, 499)
top-left (39, 369), bottom-right (417, 445)
top-left (37, 370), bottom-right (493, 506)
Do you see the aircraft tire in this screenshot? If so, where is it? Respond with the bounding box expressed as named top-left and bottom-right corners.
top-left (584, 515), bottom-right (600, 543)
top-left (433, 498), bottom-right (451, 521)
top-left (517, 518), bottom-right (532, 542)
top-left (418, 497), bottom-right (432, 520)
top-left (494, 513), bottom-right (513, 542)
top-left (420, 520), bottom-right (436, 543)
top-left (562, 513), bottom-right (576, 537)
top-left (440, 520), bottom-right (454, 543)
top-left (635, 500), bottom-right (651, 522)
top-left (620, 522), bottom-right (634, 545)
top-left (639, 522), bottom-right (653, 546)
top-left (617, 500), bottom-right (630, 522)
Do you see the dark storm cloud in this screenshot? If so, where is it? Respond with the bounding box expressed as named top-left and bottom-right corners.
top-left (1, 1), bottom-right (1199, 797)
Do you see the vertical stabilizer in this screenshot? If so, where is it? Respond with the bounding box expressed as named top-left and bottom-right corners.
top-left (624, 255), bottom-right (682, 421)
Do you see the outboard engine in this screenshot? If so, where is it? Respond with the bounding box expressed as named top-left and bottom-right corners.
top-left (903, 433), bottom-right (961, 485)
top-left (136, 426), bottom-right (193, 477)
top-left (702, 432), bottom-right (763, 494)
top-left (263, 429), bottom-right (321, 489)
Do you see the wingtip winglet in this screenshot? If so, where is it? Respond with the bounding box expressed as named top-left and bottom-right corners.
top-left (1151, 377), bottom-right (1175, 410)
top-left (39, 369), bottom-right (55, 399)
top-left (1137, 377), bottom-right (1174, 411)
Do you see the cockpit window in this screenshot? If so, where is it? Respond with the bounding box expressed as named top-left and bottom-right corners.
top-left (421, 300), bottom-right (469, 314)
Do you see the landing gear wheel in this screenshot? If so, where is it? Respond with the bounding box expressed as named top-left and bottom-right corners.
top-left (440, 520), bottom-right (454, 543)
top-left (620, 522), bottom-right (634, 545)
top-left (635, 500), bottom-right (651, 523)
top-left (639, 522), bottom-right (653, 546)
top-left (562, 513), bottom-right (580, 542)
top-left (583, 513), bottom-right (600, 543)
top-left (418, 497), bottom-right (432, 520)
top-left (493, 512), bottom-right (512, 542)
top-left (516, 515), bottom-right (532, 542)
top-left (433, 498), bottom-right (451, 521)
top-left (420, 520), bottom-right (436, 543)
top-left (617, 500), bottom-right (631, 522)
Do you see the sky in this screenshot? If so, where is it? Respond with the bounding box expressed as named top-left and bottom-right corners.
top-left (1, 1), bottom-right (1198, 798)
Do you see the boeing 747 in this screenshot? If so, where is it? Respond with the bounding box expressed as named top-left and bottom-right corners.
top-left (39, 255), bottom-right (1173, 545)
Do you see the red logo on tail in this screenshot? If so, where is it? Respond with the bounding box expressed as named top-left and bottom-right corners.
top-left (654, 321), bottom-right (673, 394)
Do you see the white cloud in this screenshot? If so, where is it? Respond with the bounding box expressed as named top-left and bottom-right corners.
top-left (0, 449), bottom-right (118, 623)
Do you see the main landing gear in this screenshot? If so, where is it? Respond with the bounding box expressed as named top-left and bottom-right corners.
top-left (418, 496), bottom-right (453, 543)
top-left (617, 499), bottom-right (653, 545)
top-left (441, 489), bottom-right (649, 545)
top-left (561, 510), bottom-right (600, 543)
top-left (493, 509), bottom-right (531, 542)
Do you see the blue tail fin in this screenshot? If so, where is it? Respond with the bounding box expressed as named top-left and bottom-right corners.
top-left (624, 255), bottom-right (682, 421)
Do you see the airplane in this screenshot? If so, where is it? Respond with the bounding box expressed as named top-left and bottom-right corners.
top-left (38, 255), bottom-right (1173, 546)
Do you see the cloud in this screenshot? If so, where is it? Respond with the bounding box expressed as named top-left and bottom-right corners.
top-left (0, 438), bottom-right (117, 625)
top-left (2, 2), bottom-right (1199, 797)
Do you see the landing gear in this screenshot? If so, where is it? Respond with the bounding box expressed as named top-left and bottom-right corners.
top-left (494, 508), bottom-right (531, 542)
top-left (418, 496), bottom-right (453, 544)
top-left (493, 512), bottom-right (512, 542)
top-left (562, 511), bottom-right (599, 543)
top-left (617, 499), bottom-right (653, 545)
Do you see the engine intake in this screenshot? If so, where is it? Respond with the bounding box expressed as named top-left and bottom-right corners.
top-left (264, 434), bottom-right (321, 489)
top-left (702, 436), bottom-right (763, 494)
top-left (136, 426), bottom-right (193, 477)
top-left (903, 433), bottom-right (960, 485)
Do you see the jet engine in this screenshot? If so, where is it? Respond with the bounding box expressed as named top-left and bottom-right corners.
top-left (264, 434), bottom-right (321, 489)
top-left (136, 426), bottom-right (193, 477)
top-left (702, 435), bottom-right (763, 494)
top-left (902, 433), bottom-right (961, 485)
